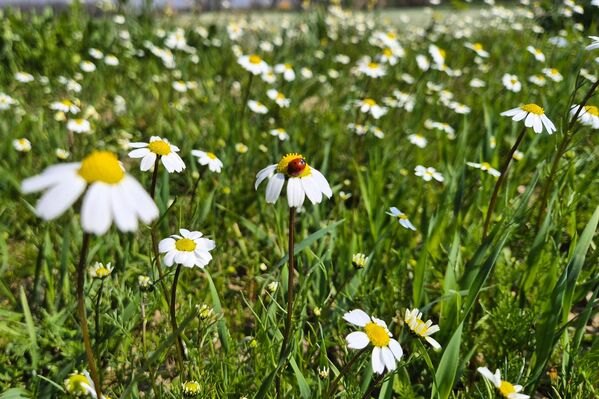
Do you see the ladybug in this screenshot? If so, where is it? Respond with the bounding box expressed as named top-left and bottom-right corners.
top-left (287, 157), bottom-right (306, 176)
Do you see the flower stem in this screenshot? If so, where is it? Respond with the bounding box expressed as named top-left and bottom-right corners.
top-left (482, 124), bottom-right (527, 239)
top-left (327, 347), bottom-right (368, 397)
top-left (94, 278), bottom-right (105, 384)
top-left (148, 157), bottom-right (170, 305)
top-left (76, 233), bottom-right (102, 399)
top-left (189, 167), bottom-right (203, 215)
top-left (276, 207), bottom-right (296, 398)
top-left (239, 72), bottom-right (254, 138)
top-left (150, 156), bottom-right (161, 199)
top-left (360, 372), bottom-right (387, 399)
top-left (170, 264), bottom-right (186, 379)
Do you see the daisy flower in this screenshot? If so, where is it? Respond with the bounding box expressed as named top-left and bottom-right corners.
top-left (104, 55), bottom-right (119, 66)
top-left (386, 207), bottom-right (416, 230)
top-left (67, 118), bottom-right (91, 134)
top-left (172, 80), bottom-right (188, 92)
top-left (270, 128), bottom-right (289, 141)
top-left (248, 100), bottom-right (268, 114)
top-left (21, 151), bottom-right (159, 235)
top-left (377, 48), bottom-right (400, 65)
top-left (191, 150), bottom-right (223, 173)
top-left (428, 44), bottom-right (446, 67)
top-left (13, 138), bottom-right (32, 152)
top-left (466, 161), bottom-right (501, 177)
top-left (238, 54), bottom-right (270, 75)
top-left (528, 74), bottom-right (546, 87)
top-left (64, 370), bottom-right (107, 398)
top-left (408, 133), bottom-right (427, 148)
top-left (89, 48), bottom-right (104, 59)
top-left (404, 308), bottom-right (441, 350)
top-left (570, 104), bottom-right (599, 129)
top-left (501, 103), bottom-right (556, 134)
top-left (502, 74), bottom-right (521, 92)
top-left (51, 99), bottom-right (80, 114)
top-left (0, 93), bottom-right (17, 110)
top-left (274, 63), bottom-right (296, 81)
top-left (415, 165), bottom-right (444, 182)
top-left (182, 380), bottom-right (201, 397)
top-left (158, 229), bottom-right (215, 268)
top-left (128, 136), bottom-right (185, 173)
top-left (255, 153), bottom-right (332, 208)
top-left (477, 367), bottom-right (530, 399)
top-left (465, 42), bottom-right (489, 58)
top-left (357, 98), bottom-right (387, 119)
top-left (586, 36), bottom-right (599, 51)
top-left (542, 68), bottom-right (563, 82)
top-left (80, 61), bottom-right (96, 73)
top-left (526, 46), bottom-right (545, 62)
top-left (15, 72), bottom-right (34, 83)
top-left (343, 309), bottom-right (403, 374)
top-left (89, 262), bottom-right (113, 279)
top-left (267, 89), bottom-right (290, 107)
top-left (357, 60), bottom-right (386, 78)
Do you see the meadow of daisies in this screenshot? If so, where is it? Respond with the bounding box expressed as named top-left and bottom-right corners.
top-left (1, 1), bottom-right (599, 398)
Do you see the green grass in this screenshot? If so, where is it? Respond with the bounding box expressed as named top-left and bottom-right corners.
top-left (0, 2), bottom-right (598, 398)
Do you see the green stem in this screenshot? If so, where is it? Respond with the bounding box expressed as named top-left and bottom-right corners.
top-left (76, 233), bottom-right (102, 399)
top-left (170, 264), bottom-right (185, 378)
top-left (327, 347), bottom-right (368, 397)
top-left (482, 124), bottom-right (527, 239)
top-left (94, 278), bottom-right (105, 384)
top-left (360, 372), bottom-right (386, 399)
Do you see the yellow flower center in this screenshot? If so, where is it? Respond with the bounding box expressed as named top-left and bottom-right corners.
top-left (276, 153), bottom-right (311, 177)
top-left (510, 79), bottom-right (517, 85)
top-left (364, 322), bottom-right (390, 347)
top-left (584, 105), bottom-right (599, 116)
top-left (520, 103), bottom-right (544, 115)
top-left (276, 93), bottom-right (285, 100)
top-left (183, 380), bottom-right (201, 394)
top-left (65, 374), bottom-right (89, 395)
top-left (473, 43), bottom-right (483, 51)
top-left (480, 162), bottom-right (492, 170)
top-left (175, 238), bottom-right (196, 252)
top-left (206, 152), bottom-right (217, 159)
top-left (61, 99), bottom-right (73, 106)
top-left (550, 68), bottom-right (558, 75)
top-left (413, 319), bottom-right (429, 336)
top-left (368, 62), bottom-right (379, 69)
top-left (285, 63), bottom-right (292, 69)
top-left (95, 267), bottom-right (111, 278)
top-left (439, 48), bottom-right (446, 58)
top-left (498, 380), bottom-right (516, 397)
top-left (383, 48), bottom-right (392, 57)
top-left (249, 55), bottom-right (262, 64)
top-left (363, 98), bottom-right (376, 106)
top-left (148, 140), bottom-right (171, 156)
top-left (75, 119), bottom-right (85, 125)
top-left (78, 151), bottom-right (125, 184)
top-left (386, 32), bottom-right (396, 39)
top-left (535, 49), bottom-right (543, 54)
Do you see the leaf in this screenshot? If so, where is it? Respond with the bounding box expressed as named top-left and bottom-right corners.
top-left (205, 271), bottom-right (231, 354)
top-left (20, 286), bottom-right (39, 372)
top-left (0, 388), bottom-right (31, 399)
top-left (431, 322), bottom-right (463, 399)
top-left (289, 357), bottom-right (311, 399)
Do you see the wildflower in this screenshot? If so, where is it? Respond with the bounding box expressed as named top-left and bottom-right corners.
top-left (13, 138), bottom-right (32, 152)
top-left (414, 165), bottom-right (444, 182)
top-left (51, 99), bottom-right (80, 114)
top-left (248, 100), bottom-right (268, 114)
top-left (466, 161), bottom-right (501, 177)
top-left (428, 44), bottom-right (446, 67)
top-left (313, 307), bottom-right (322, 317)
top-left (267, 89), bottom-right (290, 107)
top-left (348, 123), bottom-right (369, 136)
top-left (80, 61), bottom-right (96, 73)
top-left (197, 304), bottom-right (215, 321)
top-left (67, 119), bottom-right (92, 134)
top-left (159, 229), bottom-right (215, 268)
top-left (586, 36), bottom-right (599, 51)
top-left (386, 207), bottom-right (416, 230)
top-left (128, 136), bottom-right (186, 173)
top-left (89, 262), bottom-right (113, 279)
top-left (352, 253), bottom-right (368, 269)
top-left (501, 103), bottom-right (556, 134)
top-left (502, 74), bottom-right (521, 92)
top-left (357, 98), bottom-right (387, 119)
top-left (416, 54), bottom-right (430, 71)
top-left (570, 104), bottom-right (599, 129)
top-left (21, 151), bottom-right (159, 235)
top-left (377, 47), bottom-right (401, 65)
top-left (55, 148), bottom-right (70, 160)
top-left (64, 371), bottom-right (94, 396)
top-left (470, 78), bottom-right (486, 88)
top-left (357, 59), bottom-right (386, 78)
top-left (255, 153), bottom-right (332, 207)
top-left (542, 68), bottom-right (563, 82)
top-left (172, 80), bottom-right (188, 92)
top-left (526, 46), bottom-right (545, 62)
top-left (513, 150), bottom-right (524, 161)
top-left (408, 133), bottom-right (427, 148)
top-left (465, 42), bottom-right (489, 58)
top-left (165, 28), bottom-right (188, 49)
top-left (191, 150), bottom-right (223, 173)
top-left (235, 143), bottom-right (248, 153)
top-left (343, 309), bottom-right (403, 374)
top-left (104, 55), bottom-right (119, 66)
top-left (138, 275), bottom-right (152, 290)
top-left (89, 48), bottom-right (104, 59)
top-left (274, 63), bottom-right (296, 81)
top-left (0, 93), bottom-right (17, 110)
top-left (269, 128), bottom-right (289, 141)
top-left (404, 308), bottom-right (441, 350)
top-left (477, 367), bottom-right (529, 399)
top-left (267, 281), bottom-right (278, 293)
top-left (238, 54), bottom-right (270, 75)
top-left (15, 72), bottom-right (34, 83)
top-left (182, 380), bottom-right (201, 397)
top-left (318, 367), bottom-right (329, 379)
top-left (528, 75), bottom-right (546, 87)
top-left (339, 191), bottom-right (352, 200)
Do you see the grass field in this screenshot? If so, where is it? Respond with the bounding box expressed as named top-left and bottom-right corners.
top-left (0, 2), bottom-right (598, 398)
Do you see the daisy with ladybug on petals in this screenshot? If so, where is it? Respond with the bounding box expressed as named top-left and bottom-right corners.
top-left (501, 103), bottom-right (556, 134)
top-left (128, 136), bottom-right (186, 173)
top-left (477, 367), bottom-right (530, 399)
top-left (255, 153), bottom-right (332, 208)
top-left (159, 228), bottom-right (215, 268)
top-left (343, 309), bottom-right (403, 374)
top-left (191, 150), bottom-right (223, 173)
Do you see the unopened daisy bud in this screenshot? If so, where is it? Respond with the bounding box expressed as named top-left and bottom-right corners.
top-left (235, 143), bottom-right (248, 153)
top-left (259, 263), bottom-right (268, 271)
top-left (313, 307), bottom-right (322, 317)
top-left (267, 281), bottom-right (278, 293)
top-left (343, 179), bottom-right (351, 186)
top-left (196, 304), bottom-right (214, 321)
top-left (249, 338), bottom-right (258, 348)
top-left (318, 366), bottom-right (329, 379)
top-left (64, 371), bottom-right (92, 395)
top-left (55, 148), bottom-right (70, 160)
top-left (513, 151), bottom-right (524, 161)
top-left (352, 253), bottom-right (367, 269)
top-left (89, 262), bottom-right (113, 279)
top-left (182, 380), bottom-right (201, 397)
top-left (138, 275), bottom-right (152, 290)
